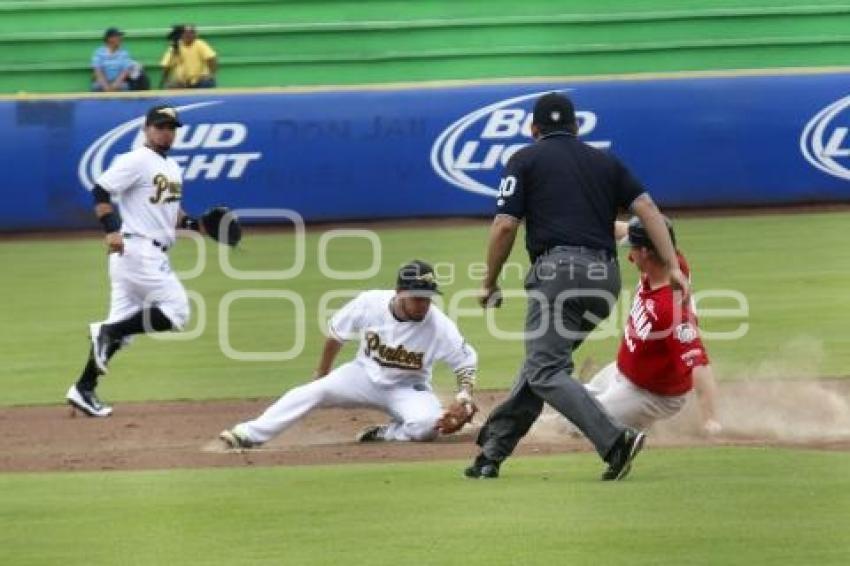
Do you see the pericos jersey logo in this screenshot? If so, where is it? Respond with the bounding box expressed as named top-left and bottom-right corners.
top-left (801, 95), bottom-right (850, 180)
top-left (78, 101), bottom-right (263, 190)
top-left (430, 90), bottom-right (612, 197)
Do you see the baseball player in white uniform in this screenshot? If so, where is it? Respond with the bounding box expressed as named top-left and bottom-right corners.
top-left (219, 261), bottom-right (478, 448)
top-left (66, 105), bottom-right (203, 417)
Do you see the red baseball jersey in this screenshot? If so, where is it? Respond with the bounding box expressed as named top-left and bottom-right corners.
top-left (616, 252), bottom-right (709, 396)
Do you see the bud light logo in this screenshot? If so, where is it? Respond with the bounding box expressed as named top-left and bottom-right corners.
top-left (78, 101), bottom-right (263, 190)
top-left (430, 90), bottom-right (612, 197)
top-left (801, 95), bottom-right (850, 180)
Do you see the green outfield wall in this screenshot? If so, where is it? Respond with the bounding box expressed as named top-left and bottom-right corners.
top-left (2, 0), bottom-right (850, 93)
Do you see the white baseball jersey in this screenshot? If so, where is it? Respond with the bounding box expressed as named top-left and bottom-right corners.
top-left (96, 146), bottom-right (183, 246)
top-left (328, 290), bottom-right (477, 387)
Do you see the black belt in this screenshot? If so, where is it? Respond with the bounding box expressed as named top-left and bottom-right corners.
top-left (122, 232), bottom-right (169, 252)
top-left (533, 245), bottom-right (614, 263)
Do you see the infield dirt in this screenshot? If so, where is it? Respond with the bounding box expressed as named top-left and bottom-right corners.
top-left (2, 379), bottom-right (848, 474)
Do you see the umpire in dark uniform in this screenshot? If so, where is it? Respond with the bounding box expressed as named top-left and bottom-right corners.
top-left (466, 92), bottom-right (689, 480)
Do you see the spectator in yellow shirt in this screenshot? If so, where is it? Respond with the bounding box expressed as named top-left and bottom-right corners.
top-left (160, 25), bottom-right (217, 88)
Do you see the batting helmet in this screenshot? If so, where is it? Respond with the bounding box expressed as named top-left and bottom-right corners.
top-left (627, 215), bottom-right (676, 251)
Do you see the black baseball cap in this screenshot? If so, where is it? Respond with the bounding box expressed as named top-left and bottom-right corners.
top-left (145, 105), bottom-right (183, 128)
top-left (532, 92), bottom-right (576, 131)
top-left (103, 27), bottom-right (124, 41)
top-left (396, 260), bottom-right (441, 295)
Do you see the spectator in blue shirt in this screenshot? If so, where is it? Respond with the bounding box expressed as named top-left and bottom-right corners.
top-left (91, 28), bottom-right (138, 92)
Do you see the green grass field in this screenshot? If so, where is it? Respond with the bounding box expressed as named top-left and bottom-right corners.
top-left (2, 212), bottom-right (849, 565)
top-left (1, 449), bottom-right (848, 566)
top-left (3, 212), bottom-right (850, 406)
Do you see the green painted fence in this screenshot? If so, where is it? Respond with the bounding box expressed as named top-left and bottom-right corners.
top-left (2, 0), bottom-right (850, 93)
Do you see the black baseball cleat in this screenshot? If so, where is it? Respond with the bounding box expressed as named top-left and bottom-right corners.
top-left (66, 385), bottom-right (113, 417)
top-left (602, 429), bottom-right (646, 481)
top-left (355, 425), bottom-right (388, 443)
top-left (464, 454), bottom-right (500, 479)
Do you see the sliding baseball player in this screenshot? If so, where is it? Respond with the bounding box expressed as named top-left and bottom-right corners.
top-left (584, 216), bottom-right (720, 433)
top-left (219, 260), bottom-right (478, 448)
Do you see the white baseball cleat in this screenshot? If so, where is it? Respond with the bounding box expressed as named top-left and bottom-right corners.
top-left (218, 428), bottom-right (258, 449)
top-left (66, 384), bottom-right (113, 417)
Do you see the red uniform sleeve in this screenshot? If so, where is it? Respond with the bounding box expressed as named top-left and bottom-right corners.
top-left (667, 318), bottom-right (709, 378)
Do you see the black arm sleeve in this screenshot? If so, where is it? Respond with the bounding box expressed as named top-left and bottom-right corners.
top-left (615, 161), bottom-right (647, 211)
top-left (92, 185), bottom-right (112, 205)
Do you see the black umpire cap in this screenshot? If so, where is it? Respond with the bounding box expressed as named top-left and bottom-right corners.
top-left (145, 105), bottom-right (183, 128)
top-left (627, 215), bottom-right (677, 251)
top-left (532, 92), bottom-right (576, 132)
top-left (397, 260), bottom-right (441, 295)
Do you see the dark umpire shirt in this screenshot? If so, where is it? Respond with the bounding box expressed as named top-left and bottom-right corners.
top-left (496, 132), bottom-right (646, 260)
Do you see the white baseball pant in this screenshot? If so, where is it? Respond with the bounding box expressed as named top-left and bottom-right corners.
top-left (585, 362), bottom-right (687, 430)
top-left (235, 361), bottom-right (443, 444)
top-left (104, 236), bottom-right (190, 331)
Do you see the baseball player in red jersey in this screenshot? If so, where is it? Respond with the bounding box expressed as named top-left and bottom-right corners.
top-left (584, 216), bottom-right (721, 433)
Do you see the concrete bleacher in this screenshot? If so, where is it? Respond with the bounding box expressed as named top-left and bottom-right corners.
top-left (2, 0), bottom-right (850, 94)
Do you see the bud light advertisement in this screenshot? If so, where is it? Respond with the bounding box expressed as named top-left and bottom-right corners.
top-left (1, 70), bottom-right (849, 230)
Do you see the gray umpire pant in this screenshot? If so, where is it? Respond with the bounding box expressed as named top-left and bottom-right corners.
top-left (477, 247), bottom-right (626, 462)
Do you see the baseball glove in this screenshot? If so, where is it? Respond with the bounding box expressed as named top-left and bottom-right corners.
top-left (201, 206), bottom-right (242, 246)
top-left (436, 401), bottom-right (477, 435)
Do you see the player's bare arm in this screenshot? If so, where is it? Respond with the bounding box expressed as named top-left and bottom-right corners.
top-left (314, 336), bottom-right (344, 379)
top-left (454, 367), bottom-right (476, 404)
top-left (630, 194), bottom-right (690, 297)
top-left (693, 364), bottom-right (722, 434)
top-left (437, 342), bottom-right (479, 434)
top-left (480, 213), bottom-right (519, 308)
top-left (92, 186), bottom-right (123, 255)
top-left (614, 220), bottom-right (628, 242)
